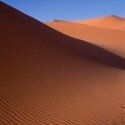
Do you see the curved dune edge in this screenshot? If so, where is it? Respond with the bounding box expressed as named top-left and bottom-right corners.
top-left (46, 20), bottom-right (125, 58)
top-left (1, 2), bottom-right (125, 69)
top-left (1, 2), bottom-right (125, 125)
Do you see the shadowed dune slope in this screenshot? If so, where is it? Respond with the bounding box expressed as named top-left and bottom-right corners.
top-left (1, 3), bottom-right (125, 70)
top-left (46, 20), bottom-right (125, 58)
top-left (1, 2), bottom-right (125, 125)
top-left (73, 15), bottom-right (125, 30)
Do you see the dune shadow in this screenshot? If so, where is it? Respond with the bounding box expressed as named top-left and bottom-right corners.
top-left (72, 38), bottom-right (125, 70)
top-left (50, 29), bottom-right (125, 70)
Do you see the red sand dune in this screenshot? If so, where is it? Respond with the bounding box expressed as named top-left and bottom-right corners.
top-left (73, 15), bottom-right (125, 30)
top-left (46, 19), bottom-right (125, 58)
top-left (1, 2), bottom-right (125, 125)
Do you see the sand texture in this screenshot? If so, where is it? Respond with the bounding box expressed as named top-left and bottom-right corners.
top-left (1, 2), bottom-right (125, 125)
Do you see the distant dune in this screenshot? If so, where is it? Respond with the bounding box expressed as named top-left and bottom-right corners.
top-left (46, 18), bottom-right (125, 58)
top-left (1, 2), bottom-right (125, 125)
top-left (73, 15), bottom-right (125, 30)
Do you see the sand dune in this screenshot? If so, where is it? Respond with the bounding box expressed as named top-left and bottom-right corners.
top-left (73, 15), bottom-right (125, 30)
top-left (1, 2), bottom-right (125, 125)
top-left (46, 19), bottom-right (125, 58)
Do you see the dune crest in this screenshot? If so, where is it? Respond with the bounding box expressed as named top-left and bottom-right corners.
top-left (73, 15), bottom-right (125, 29)
top-left (53, 19), bottom-right (67, 22)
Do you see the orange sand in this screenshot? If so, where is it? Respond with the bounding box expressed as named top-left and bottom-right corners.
top-left (73, 15), bottom-right (125, 30)
top-left (46, 17), bottom-right (125, 58)
top-left (1, 2), bottom-right (125, 125)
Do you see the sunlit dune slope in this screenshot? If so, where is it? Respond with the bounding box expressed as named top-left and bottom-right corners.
top-left (46, 20), bottom-right (125, 58)
top-left (73, 15), bottom-right (125, 30)
top-left (1, 2), bottom-right (125, 125)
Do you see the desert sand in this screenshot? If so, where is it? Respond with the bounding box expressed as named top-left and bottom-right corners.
top-left (1, 2), bottom-right (125, 125)
top-left (73, 15), bottom-right (125, 30)
top-left (46, 17), bottom-right (125, 58)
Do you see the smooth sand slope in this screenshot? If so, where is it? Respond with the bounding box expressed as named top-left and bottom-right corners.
top-left (1, 2), bottom-right (125, 125)
top-left (46, 17), bottom-right (125, 58)
top-left (74, 15), bottom-right (125, 29)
